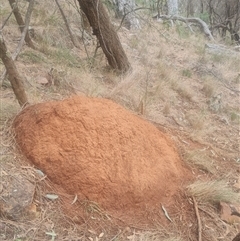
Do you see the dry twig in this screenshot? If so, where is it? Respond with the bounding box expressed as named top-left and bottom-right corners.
top-left (161, 204), bottom-right (173, 222)
top-left (192, 197), bottom-right (202, 241)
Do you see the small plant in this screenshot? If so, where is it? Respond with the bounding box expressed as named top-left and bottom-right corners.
top-left (129, 35), bottom-right (139, 49)
top-left (185, 109), bottom-right (206, 130)
top-left (176, 24), bottom-right (190, 39)
top-left (182, 69), bottom-right (192, 78)
top-left (188, 116), bottom-right (204, 129)
top-left (230, 111), bottom-right (240, 123)
top-left (176, 86), bottom-right (193, 101)
top-left (199, 12), bottom-right (209, 23)
top-left (19, 50), bottom-right (46, 64)
top-left (157, 62), bottom-right (173, 81)
top-left (49, 48), bottom-right (80, 67)
top-left (195, 45), bottom-right (206, 55)
top-left (162, 20), bottom-right (171, 30)
top-left (187, 180), bottom-right (240, 205)
top-left (44, 14), bottom-right (60, 26)
top-left (163, 102), bottom-right (170, 116)
top-left (202, 82), bottom-right (214, 98)
top-left (37, 39), bottom-right (52, 55)
top-left (210, 53), bottom-right (225, 63)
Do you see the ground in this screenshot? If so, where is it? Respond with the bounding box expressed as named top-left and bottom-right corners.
top-left (0, 1), bottom-right (240, 241)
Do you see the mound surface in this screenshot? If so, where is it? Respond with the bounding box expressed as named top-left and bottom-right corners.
top-left (14, 96), bottom-right (189, 211)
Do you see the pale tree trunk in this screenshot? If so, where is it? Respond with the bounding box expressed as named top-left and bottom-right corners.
top-left (114, 0), bottom-right (140, 30)
top-left (77, 0), bottom-right (131, 73)
top-left (8, 0), bottom-right (35, 49)
top-left (0, 35), bottom-right (28, 107)
top-left (167, 0), bottom-right (178, 15)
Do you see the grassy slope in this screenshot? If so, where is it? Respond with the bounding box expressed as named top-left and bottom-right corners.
top-left (0, 1), bottom-right (239, 240)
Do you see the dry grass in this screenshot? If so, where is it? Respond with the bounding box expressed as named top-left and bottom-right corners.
top-left (184, 150), bottom-right (216, 174)
top-left (126, 232), bottom-right (183, 241)
top-left (175, 86), bottom-right (193, 101)
top-left (187, 180), bottom-right (240, 205)
top-left (202, 80), bottom-right (215, 98)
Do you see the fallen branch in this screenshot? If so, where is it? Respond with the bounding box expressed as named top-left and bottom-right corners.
top-left (205, 43), bottom-right (240, 57)
top-left (155, 15), bottom-right (214, 41)
top-left (192, 197), bottom-right (202, 241)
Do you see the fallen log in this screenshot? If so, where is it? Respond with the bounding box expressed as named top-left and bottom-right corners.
top-left (155, 15), bottom-right (214, 41)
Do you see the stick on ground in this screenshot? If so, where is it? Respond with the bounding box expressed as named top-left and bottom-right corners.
top-left (192, 197), bottom-right (202, 241)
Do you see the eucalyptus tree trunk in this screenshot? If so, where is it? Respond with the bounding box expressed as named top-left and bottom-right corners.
top-left (0, 35), bottom-right (28, 106)
top-left (167, 0), bottom-right (178, 15)
top-left (78, 0), bottom-right (131, 73)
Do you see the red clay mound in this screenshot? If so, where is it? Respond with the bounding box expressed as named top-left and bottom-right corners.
top-left (14, 96), bottom-right (189, 212)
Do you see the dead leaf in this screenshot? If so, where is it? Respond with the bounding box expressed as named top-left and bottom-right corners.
top-left (71, 194), bottom-right (78, 204)
top-left (45, 194), bottom-right (58, 200)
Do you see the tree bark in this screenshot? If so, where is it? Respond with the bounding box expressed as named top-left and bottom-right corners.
top-left (8, 0), bottom-right (35, 49)
top-left (0, 35), bottom-right (28, 107)
top-left (77, 0), bottom-right (131, 73)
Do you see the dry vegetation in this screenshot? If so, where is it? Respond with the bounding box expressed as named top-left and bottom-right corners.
top-left (0, 1), bottom-right (240, 241)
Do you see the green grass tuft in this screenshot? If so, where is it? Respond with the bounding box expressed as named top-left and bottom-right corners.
top-left (19, 50), bottom-right (46, 64)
